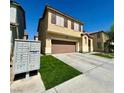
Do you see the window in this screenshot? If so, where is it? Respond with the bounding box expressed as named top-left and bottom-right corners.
top-left (71, 22), bottom-right (80, 31)
top-left (61, 17), bottom-right (64, 26)
top-left (74, 23), bottom-right (79, 31)
top-left (84, 37), bottom-right (87, 44)
top-left (71, 21), bottom-right (74, 30)
top-left (97, 33), bottom-right (101, 38)
top-left (97, 42), bottom-right (102, 49)
top-left (56, 15), bottom-right (61, 26)
top-left (64, 18), bottom-right (68, 27)
top-left (51, 13), bottom-right (56, 24)
top-left (79, 25), bottom-right (82, 31)
top-left (56, 15), bottom-right (64, 26)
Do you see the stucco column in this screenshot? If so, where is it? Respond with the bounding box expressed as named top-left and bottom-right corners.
top-left (90, 39), bottom-right (93, 52)
top-left (45, 38), bottom-right (52, 54)
top-left (81, 35), bottom-right (89, 52)
top-left (81, 36), bottom-right (84, 52)
top-left (76, 42), bottom-right (79, 52)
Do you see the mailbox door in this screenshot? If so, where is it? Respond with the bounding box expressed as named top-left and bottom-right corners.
top-left (28, 42), bottom-right (40, 71)
top-left (14, 41), bottom-right (29, 74)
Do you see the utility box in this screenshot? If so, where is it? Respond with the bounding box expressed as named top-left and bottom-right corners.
top-left (13, 39), bottom-right (41, 75)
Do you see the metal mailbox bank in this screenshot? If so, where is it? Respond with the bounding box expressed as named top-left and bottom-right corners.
top-left (13, 39), bottom-right (41, 75)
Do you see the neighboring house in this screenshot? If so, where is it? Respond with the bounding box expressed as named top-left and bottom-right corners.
top-left (10, 0), bottom-right (26, 62)
top-left (10, 0), bottom-right (26, 47)
top-left (38, 5), bottom-right (93, 54)
top-left (89, 31), bottom-right (109, 52)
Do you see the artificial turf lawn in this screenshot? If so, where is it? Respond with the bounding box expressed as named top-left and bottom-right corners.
top-left (39, 55), bottom-right (82, 89)
top-left (92, 53), bottom-right (114, 59)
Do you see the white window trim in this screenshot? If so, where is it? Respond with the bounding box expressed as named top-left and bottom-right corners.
top-left (61, 17), bottom-right (64, 27)
top-left (74, 22), bottom-right (79, 31)
top-left (56, 15), bottom-right (64, 27)
top-left (81, 25), bottom-right (83, 31)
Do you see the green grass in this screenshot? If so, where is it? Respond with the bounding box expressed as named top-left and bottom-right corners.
top-left (39, 55), bottom-right (81, 89)
top-left (92, 53), bottom-right (114, 59)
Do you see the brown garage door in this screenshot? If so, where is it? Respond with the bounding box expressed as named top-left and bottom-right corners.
top-left (52, 40), bottom-right (76, 53)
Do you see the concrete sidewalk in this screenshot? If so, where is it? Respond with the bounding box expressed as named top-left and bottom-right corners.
top-left (10, 73), bottom-right (45, 93)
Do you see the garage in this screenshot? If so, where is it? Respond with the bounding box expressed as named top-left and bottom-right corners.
top-left (52, 40), bottom-right (76, 53)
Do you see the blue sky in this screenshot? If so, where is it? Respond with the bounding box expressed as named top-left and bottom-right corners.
top-left (16, 0), bottom-right (114, 39)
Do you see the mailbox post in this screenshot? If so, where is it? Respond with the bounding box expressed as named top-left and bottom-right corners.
top-left (13, 39), bottom-right (41, 78)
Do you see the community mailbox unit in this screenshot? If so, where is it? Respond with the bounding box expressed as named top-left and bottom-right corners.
top-left (13, 39), bottom-right (41, 75)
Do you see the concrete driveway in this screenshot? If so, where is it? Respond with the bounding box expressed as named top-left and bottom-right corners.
top-left (43, 53), bottom-right (114, 93)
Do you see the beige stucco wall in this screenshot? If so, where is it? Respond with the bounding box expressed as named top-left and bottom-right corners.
top-left (76, 42), bottom-right (80, 52)
top-left (82, 35), bottom-right (89, 52)
top-left (92, 34), bottom-right (98, 51)
top-left (90, 38), bottom-right (93, 52)
top-left (102, 32), bottom-right (109, 42)
top-left (91, 32), bottom-right (109, 52)
top-left (45, 38), bottom-right (52, 54)
top-left (38, 11), bottom-right (49, 54)
top-left (47, 11), bottom-right (83, 38)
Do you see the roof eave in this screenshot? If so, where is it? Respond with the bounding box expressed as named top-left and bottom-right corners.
top-left (41, 5), bottom-right (84, 25)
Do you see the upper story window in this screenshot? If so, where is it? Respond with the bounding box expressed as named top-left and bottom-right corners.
top-left (56, 15), bottom-right (64, 26)
top-left (64, 18), bottom-right (68, 27)
top-left (79, 25), bottom-right (82, 31)
top-left (74, 22), bottom-right (79, 31)
top-left (51, 13), bottom-right (68, 28)
top-left (51, 13), bottom-right (56, 24)
top-left (97, 33), bottom-right (101, 38)
top-left (51, 12), bottom-right (81, 31)
top-left (71, 21), bottom-right (81, 31)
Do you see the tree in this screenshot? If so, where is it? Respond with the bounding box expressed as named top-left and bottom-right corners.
top-left (104, 25), bottom-right (114, 53)
top-left (108, 25), bottom-right (114, 42)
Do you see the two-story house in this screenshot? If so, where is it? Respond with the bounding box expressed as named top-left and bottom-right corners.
top-left (89, 31), bottom-right (109, 52)
top-left (38, 5), bottom-right (93, 54)
top-left (10, 0), bottom-right (26, 46)
top-left (10, 0), bottom-right (26, 57)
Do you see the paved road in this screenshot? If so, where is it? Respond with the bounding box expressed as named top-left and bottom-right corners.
top-left (43, 53), bottom-right (114, 93)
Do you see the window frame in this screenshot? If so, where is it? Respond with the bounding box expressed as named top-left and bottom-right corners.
top-left (71, 21), bottom-right (74, 30)
top-left (79, 25), bottom-right (82, 31)
top-left (64, 18), bottom-right (68, 27)
top-left (74, 22), bottom-right (79, 31)
top-left (56, 14), bottom-right (65, 27)
top-left (51, 13), bottom-right (56, 24)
